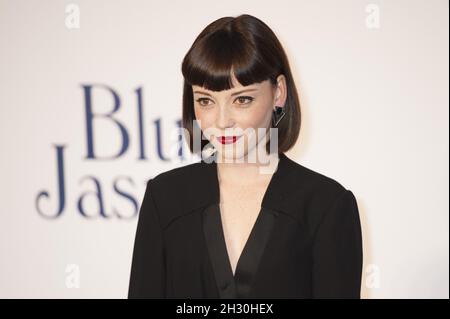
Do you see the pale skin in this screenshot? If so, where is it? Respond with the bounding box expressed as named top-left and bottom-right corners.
top-left (193, 71), bottom-right (288, 275)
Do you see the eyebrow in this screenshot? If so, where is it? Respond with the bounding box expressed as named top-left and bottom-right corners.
top-left (193, 88), bottom-right (258, 97)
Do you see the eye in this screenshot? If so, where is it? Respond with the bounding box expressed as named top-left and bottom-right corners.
top-left (195, 97), bottom-right (213, 107)
top-left (235, 96), bottom-right (254, 105)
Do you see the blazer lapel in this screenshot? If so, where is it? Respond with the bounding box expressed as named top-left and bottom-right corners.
top-left (200, 152), bottom-right (289, 298)
top-left (233, 206), bottom-right (278, 298)
top-left (202, 203), bottom-right (238, 298)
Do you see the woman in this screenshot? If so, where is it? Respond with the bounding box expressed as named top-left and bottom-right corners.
top-left (128, 14), bottom-right (363, 299)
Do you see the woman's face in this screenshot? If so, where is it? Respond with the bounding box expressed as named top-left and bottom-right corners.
top-left (192, 73), bottom-right (287, 162)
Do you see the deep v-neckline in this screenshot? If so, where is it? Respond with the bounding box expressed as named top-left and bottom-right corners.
top-left (202, 153), bottom-right (282, 298)
top-left (218, 189), bottom-right (268, 278)
top-left (203, 203), bottom-right (278, 298)
top-left (219, 202), bottom-right (264, 279)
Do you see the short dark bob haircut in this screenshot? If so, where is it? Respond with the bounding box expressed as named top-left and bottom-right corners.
top-left (181, 14), bottom-right (301, 155)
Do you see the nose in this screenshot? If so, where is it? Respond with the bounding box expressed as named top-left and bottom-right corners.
top-left (216, 105), bottom-right (235, 131)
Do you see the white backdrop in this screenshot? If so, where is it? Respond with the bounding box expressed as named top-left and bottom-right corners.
top-left (0, 0), bottom-right (448, 298)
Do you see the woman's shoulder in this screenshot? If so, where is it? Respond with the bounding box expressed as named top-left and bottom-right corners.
top-left (282, 153), bottom-right (350, 197)
top-left (281, 154), bottom-right (359, 235)
top-left (279, 154), bottom-right (358, 227)
top-left (141, 159), bottom-right (208, 227)
top-left (146, 159), bottom-right (203, 194)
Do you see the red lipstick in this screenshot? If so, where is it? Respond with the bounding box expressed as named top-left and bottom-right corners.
top-left (217, 136), bottom-right (242, 144)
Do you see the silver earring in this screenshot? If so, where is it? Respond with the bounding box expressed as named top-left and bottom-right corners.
top-left (201, 144), bottom-right (217, 159)
top-left (272, 106), bottom-right (286, 127)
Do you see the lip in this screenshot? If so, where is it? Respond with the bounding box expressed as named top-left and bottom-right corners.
top-left (216, 135), bottom-right (242, 144)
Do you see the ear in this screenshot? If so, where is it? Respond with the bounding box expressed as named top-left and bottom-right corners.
top-left (273, 74), bottom-right (287, 109)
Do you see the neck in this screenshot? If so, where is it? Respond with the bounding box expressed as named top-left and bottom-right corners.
top-left (216, 150), bottom-right (280, 185)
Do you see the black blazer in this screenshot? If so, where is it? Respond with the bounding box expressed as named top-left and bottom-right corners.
top-left (128, 152), bottom-right (363, 299)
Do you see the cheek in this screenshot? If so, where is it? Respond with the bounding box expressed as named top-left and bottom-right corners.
top-left (194, 108), bottom-right (214, 130)
top-left (240, 104), bottom-right (272, 129)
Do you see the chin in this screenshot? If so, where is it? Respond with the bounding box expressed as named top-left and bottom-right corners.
top-left (216, 147), bottom-right (248, 163)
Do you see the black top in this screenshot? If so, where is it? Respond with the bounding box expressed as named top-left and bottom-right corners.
top-left (128, 152), bottom-right (363, 299)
